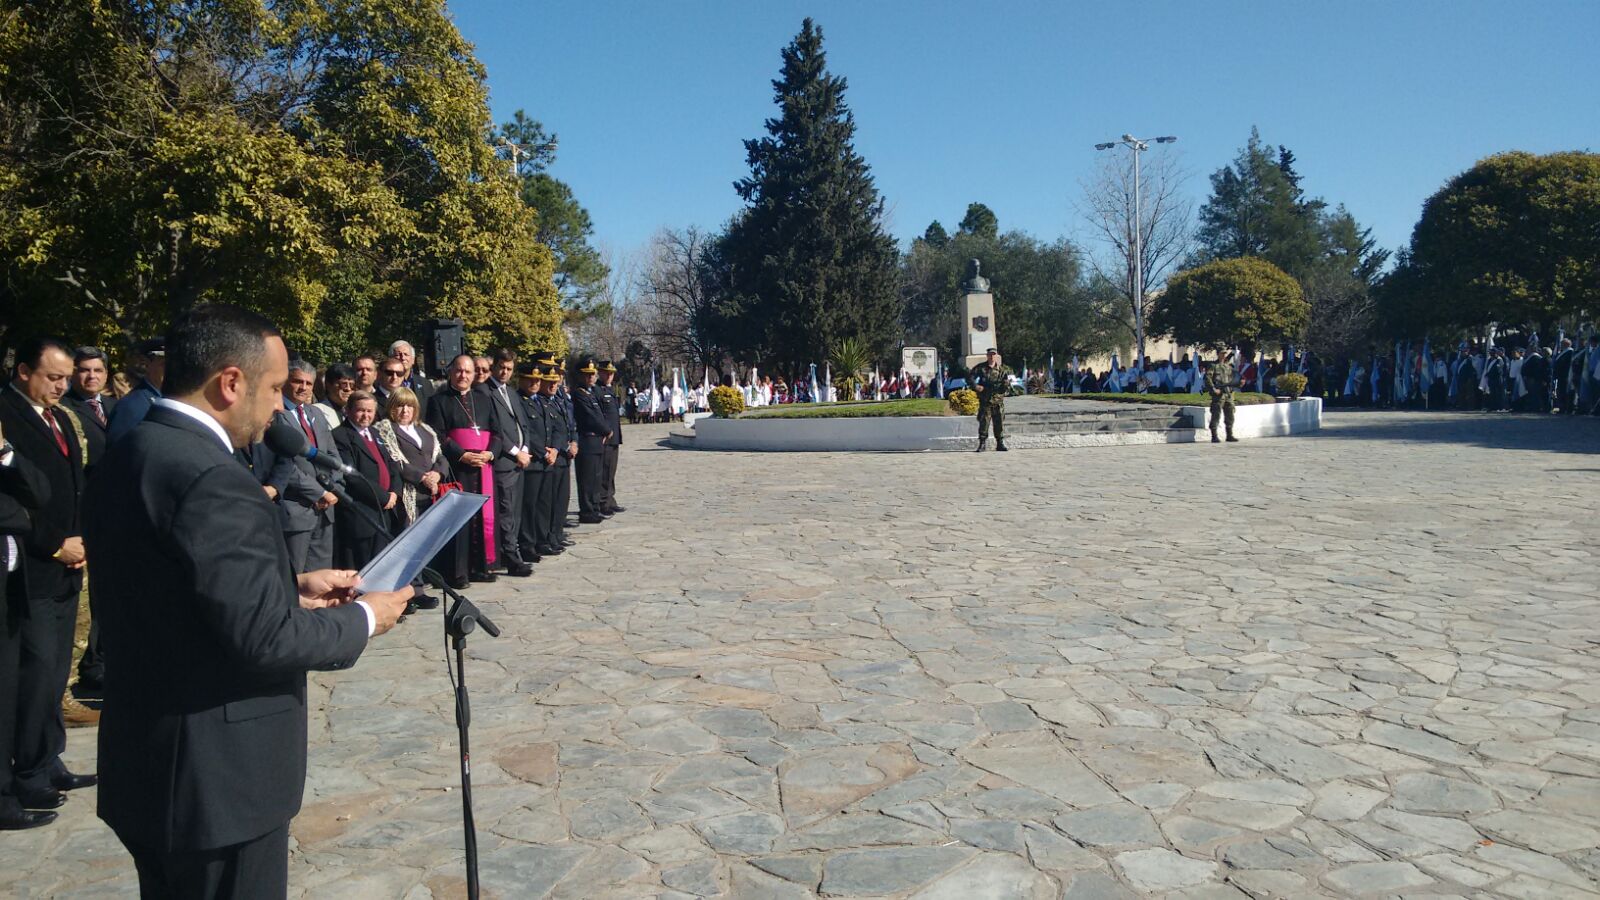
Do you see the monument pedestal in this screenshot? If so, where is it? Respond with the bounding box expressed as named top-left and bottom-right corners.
top-left (960, 290), bottom-right (996, 369)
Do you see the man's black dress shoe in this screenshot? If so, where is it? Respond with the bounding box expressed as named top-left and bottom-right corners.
top-left (469, 571), bottom-right (498, 583)
top-left (448, 575), bottom-right (469, 590)
top-left (506, 562), bottom-right (533, 577)
top-left (0, 809), bottom-right (56, 830)
top-left (412, 594), bottom-right (441, 611)
top-left (52, 771), bottom-right (97, 792)
top-left (606, 506), bottom-right (626, 514)
top-left (560, 539), bottom-right (576, 547)
top-left (18, 789), bottom-right (65, 810)
top-left (579, 514), bottom-right (605, 524)
top-left (537, 545), bottom-right (562, 556)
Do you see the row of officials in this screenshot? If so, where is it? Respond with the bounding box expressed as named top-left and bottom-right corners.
top-left (0, 317), bottom-right (626, 900)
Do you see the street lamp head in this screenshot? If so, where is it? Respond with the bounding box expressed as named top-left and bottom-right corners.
top-left (1094, 142), bottom-right (1116, 150)
top-left (1121, 133), bottom-right (1135, 143)
top-left (1155, 136), bottom-right (1178, 143)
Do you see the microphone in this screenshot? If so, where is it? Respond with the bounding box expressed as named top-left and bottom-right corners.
top-left (420, 568), bottom-right (501, 637)
top-left (265, 418), bottom-right (353, 475)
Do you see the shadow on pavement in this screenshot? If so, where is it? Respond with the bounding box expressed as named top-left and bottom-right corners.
top-left (1310, 408), bottom-right (1600, 456)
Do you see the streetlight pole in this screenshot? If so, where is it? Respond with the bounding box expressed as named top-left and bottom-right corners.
top-left (500, 137), bottom-right (523, 178)
top-left (1095, 134), bottom-right (1177, 366)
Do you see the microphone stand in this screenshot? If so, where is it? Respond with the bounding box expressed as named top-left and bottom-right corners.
top-left (420, 567), bottom-right (500, 900)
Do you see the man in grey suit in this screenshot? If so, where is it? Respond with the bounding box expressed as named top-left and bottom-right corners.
top-left (271, 359), bottom-right (343, 572)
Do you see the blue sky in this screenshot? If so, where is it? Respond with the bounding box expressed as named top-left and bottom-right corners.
top-left (450, 0), bottom-right (1597, 265)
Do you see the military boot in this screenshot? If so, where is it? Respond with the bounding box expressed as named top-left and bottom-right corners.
top-left (975, 440), bottom-right (987, 452)
top-left (1225, 430), bottom-right (1238, 443)
top-left (995, 441), bottom-right (1008, 451)
top-left (1210, 429), bottom-right (1220, 443)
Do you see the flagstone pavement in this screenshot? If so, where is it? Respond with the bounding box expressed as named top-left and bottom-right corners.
top-left (8, 410), bottom-right (1600, 899)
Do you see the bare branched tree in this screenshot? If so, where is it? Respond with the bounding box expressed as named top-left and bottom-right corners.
top-left (636, 226), bottom-right (723, 372)
top-left (1076, 150), bottom-right (1193, 359)
top-left (1303, 266), bottom-right (1375, 361)
top-left (566, 244), bottom-right (646, 360)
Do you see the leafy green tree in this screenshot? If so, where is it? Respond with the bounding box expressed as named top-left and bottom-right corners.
top-left (902, 208), bottom-right (1114, 368)
top-left (1379, 150), bottom-right (1600, 334)
top-left (1152, 257), bottom-right (1309, 349)
top-left (920, 221), bottom-right (949, 248)
top-left (0, 0), bottom-right (563, 360)
top-left (1193, 129), bottom-right (1325, 278)
top-left (495, 111), bottom-right (609, 311)
top-left (710, 18), bottom-right (901, 373)
top-left (958, 203), bottom-right (999, 241)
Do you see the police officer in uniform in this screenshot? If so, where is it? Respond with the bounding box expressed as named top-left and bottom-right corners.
top-left (968, 348), bottom-right (1012, 452)
top-left (595, 361), bottom-right (625, 514)
top-left (570, 359), bottom-right (610, 524)
top-left (1204, 350), bottom-right (1240, 443)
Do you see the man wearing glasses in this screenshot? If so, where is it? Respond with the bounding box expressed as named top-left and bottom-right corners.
top-left (373, 358), bottom-right (410, 412)
top-left (386, 340), bottom-right (436, 407)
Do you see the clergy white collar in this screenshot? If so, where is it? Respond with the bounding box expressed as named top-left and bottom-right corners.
top-left (153, 397), bottom-right (233, 452)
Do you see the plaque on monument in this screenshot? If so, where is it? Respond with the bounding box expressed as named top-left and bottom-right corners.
top-left (959, 258), bottom-right (996, 368)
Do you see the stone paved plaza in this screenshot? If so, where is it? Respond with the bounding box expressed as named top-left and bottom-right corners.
top-left (8, 410), bottom-right (1600, 898)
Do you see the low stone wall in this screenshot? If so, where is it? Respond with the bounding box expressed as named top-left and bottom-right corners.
top-left (670, 398), bottom-right (1320, 452)
top-left (1184, 396), bottom-right (1323, 439)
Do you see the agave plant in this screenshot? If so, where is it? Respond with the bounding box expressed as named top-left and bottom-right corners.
top-left (828, 336), bottom-right (873, 400)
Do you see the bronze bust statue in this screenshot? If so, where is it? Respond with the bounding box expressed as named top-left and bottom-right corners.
top-left (962, 258), bottom-right (990, 293)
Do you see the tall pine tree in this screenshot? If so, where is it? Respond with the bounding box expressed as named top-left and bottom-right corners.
top-left (712, 19), bottom-right (900, 373)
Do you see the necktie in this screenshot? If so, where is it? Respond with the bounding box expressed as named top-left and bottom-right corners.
top-left (297, 406), bottom-right (318, 448)
top-left (88, 396), bottom-right (107, 427)
top-left (361, 430), bottom-right (391, 493)
top-left (41, 408), bottom-right (69, 456)
top-left (499, 385), bottom-right (522, 445)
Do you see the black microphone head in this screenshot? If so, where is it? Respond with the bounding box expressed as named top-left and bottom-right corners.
top-left (264, 417), bottom-right (309, 458)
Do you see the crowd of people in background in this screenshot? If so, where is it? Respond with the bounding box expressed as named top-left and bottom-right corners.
top-left (0, 332), bottom-right (629, 832)
top-left (616, 330), bottom-right (1600, 419)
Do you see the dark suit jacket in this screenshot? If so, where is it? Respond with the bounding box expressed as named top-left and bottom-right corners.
top-left (83, 404), bottom-right (369, 851)
top-left (0, 388), bottom-right (85, 599)
top-left (0, 451), bottom-right (51, 618)
top-left (269, 405), bottom-right (344, 535)
top-left (105, 379), bottom-right (159, 446)
top-left (387, 422), bottom-right (450, 487)
top-left (62, 389), bottom-right (116, 469)
top-left (331, 423), bottom-right (399, 531)
top-left (481, 379), bottom-right (533, 474)
top-left (405, 374), bottom-right (437, 408)
top-left (536, 393), bottom-right (571, 468)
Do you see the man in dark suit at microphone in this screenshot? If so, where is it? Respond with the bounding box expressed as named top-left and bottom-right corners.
top-left (82, 304), bottom-right (413, 899)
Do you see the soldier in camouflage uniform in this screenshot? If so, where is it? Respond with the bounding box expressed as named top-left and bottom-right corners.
top-left (1204, 349), bottom-right (1240, 443)
top-left (969, 347), bottom-right (1012, 452)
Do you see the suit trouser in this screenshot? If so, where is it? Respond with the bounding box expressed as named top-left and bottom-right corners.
top-left (283, 516), bottom-right (335, 574)
top-left (519, 467), bottom-right (547, 557)
top-left (0, 589), bottom-right (22, 812)
top-left (13, 590), bottom-right (76, 792)
top-left (126, 822), bottom-right (289, 900)
top-left (492, 467), bottom-right (524, 565)
top-left (600, 444), bottom-right (620, 511)
top-left (575, 452), bottom-right (604, 518)
top-left (553, 463), bottom-right (572, 537)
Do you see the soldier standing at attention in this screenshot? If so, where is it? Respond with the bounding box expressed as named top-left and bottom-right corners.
top-left (1205, 349), bottom-right (1240, 443)
top-left (969, 347), bottom-right (1012, 452)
